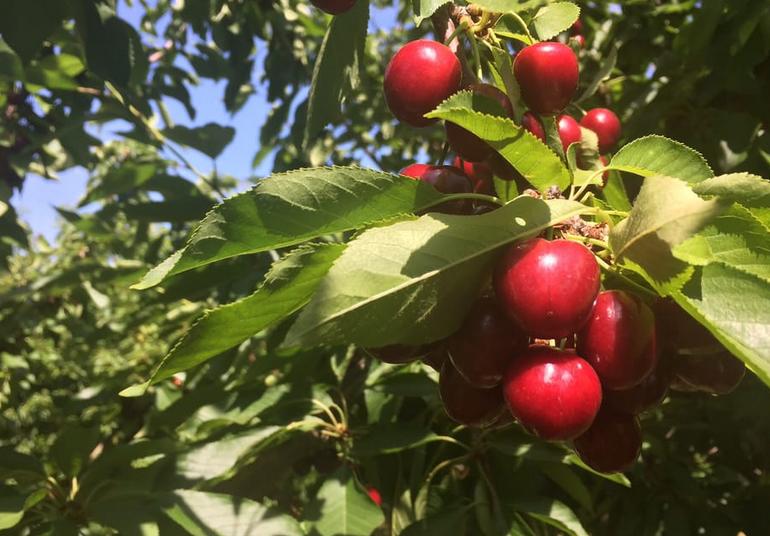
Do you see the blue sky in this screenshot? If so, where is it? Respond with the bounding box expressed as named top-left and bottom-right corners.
top-left (12, 2), bottom-right (399, 242)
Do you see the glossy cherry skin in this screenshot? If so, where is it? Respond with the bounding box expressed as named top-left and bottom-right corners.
top-left (514, 43), bottom-right (579, 115)
top-left (573, 408), bottom-right (641, 473)
top-left (557, 114), bottom-right (582, 152)
top-left (310, 0), bottom-right (356, 15)
top-left (494, 239), bottom-right (600, 339)
top-left (447, 296), bottom-right (529, 388)
top-left (384, 40), bottom-right (462, 127)
top-left (604, 350), bottom-right (673, 415)
top-left (401, 164), bottom-right (473, 214)
top-left (446, 84), bottom-right (514, 162)
top-left (578, 290), bottom-right (658, 390)
top-left (365, 344), bottom-right (428, 364)
top-left (440, 360), bottom-right (506, 427)
top-left (580, 108), bottom-right (621, 153)
top-left (521, 112), bottom-right (545, 142)
top-left (503, 345), bottom-right (602, 441)
top-left (673, 351), bottom-right (746, 395)
top-left (453, 157), bottom-right (495, 195)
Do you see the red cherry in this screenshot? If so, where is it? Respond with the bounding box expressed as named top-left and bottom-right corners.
top-left (310, 0), bottom-right (356, 15)
top-left (401, 164), bottom-right (473, 214)
top-left (557, 114), bottom-right (582, 152)
top-left (447, 297), bottom-right (529, 388)
top-left (578, 291), bottom-right (658, 390)
top-left (569, 19), bottom-right (584, 36)
top-left (453, 157), bottom-right (495, 195)
top-left (604, 351), bottom-right (673, 415)
top-left (440, 360), bottom-right (505, 427)
top-left (573, 408), bottom-right (641, 473)
top-left (365, 344), bottom-right (428, 364)
top-left (521, 112), bottom-right (545, 142)
top-left (673, 351), bottom-right (746, 395)
top-left (384, 40), bottom-right (462, 127)
top-left (446, 84), bottom-right (513, 162)
top-left (422, 343), bottom-right (448, 372)
top-left (503, 345), bottom-right (602, 441)
top-left (513, 42), bottom-right (579, 115)
top-left (580, 108), bottom-right (622, 153)
top-left (367, 487), bottom-right (382, 507)
top-left (494, 238), bottom-right (600, 339)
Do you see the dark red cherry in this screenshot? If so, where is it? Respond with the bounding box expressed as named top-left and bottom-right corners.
top-left (384, 40), bottom-right (462, 127)
top-left (365, 344), bottom-right (428, 364)
top-left (604, 351), bottom-right (673, 415)
top-left (494, 238), bottom-right (600, 339)
top-left (521, 111), bottom-right (545, 142)
top-left (447, 296), bottom-right (529, 388)
top-left (673, 351), bottom-right (746, 395)
top-left (580, 108), bottom-right (622, 153)
top-left (513, 42), bottom-right (579, 115)
top-left (310, 0), bottom-right (356, 15)
top-left (569, 19), bottom-right (584, 35)
top-left (503, 345), bottom-right (602, 441)
top-left (557, 114), bottom-right (582, 152)
top-left (401, 164), bottom-right (473, 214)
top-left (578, 290), bottom-right (658, 390)
top-left (453, 157), bottom-right (495, 195)
top-left (573, 408), bottom-right (641, 473)
top-left (422, 344), bottom-right (448, 372)
top-left (440, 360), bottom-right (505, 427)
top-left (446, 84), bottom-right (513, 162)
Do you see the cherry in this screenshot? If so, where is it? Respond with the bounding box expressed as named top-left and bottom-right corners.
top-left (503, 345), bottom-right (602, 441)
top-left (578, 290), bottom-right (658, 390)
top-left (440, 360), bottom-right (505, 427)
top-left (557, 114), bottom-right (582, 152)
top-left (365, 344), bottom-right (427, 364)
top-left (447, 296), bottom-right (529, 388)
top-left (446, 84), bottom-right (513, 162)
top-left (310, 0), bottom-right (356, 14)
top-left (422, 344), bottom-right (448, 372)
top-left (514, 42), bottom-right (579, 115)
top-left (572, 35), bottom-right (586, 48)
top-left (604, 352), bottom-right (673, 415)
top-left (384, 40), bottom-right (462, 127)
top-left (521, 112), bottom-right (545, 142)
top-left (453, 157), bottom-right (495, 195)
top-left (367, 487), bottom-right (382, 507)
top-left (673, 351), bottom-right (746, 395)
top-left (494, 238), bottom-right (600, 339)
top-left (401, 164), bottom-right (473, 214)
top-left (569, 19), bottom-right (584, 35)
top-left (580, 108), bottom-right (622, 153)
top-left (573, 408), bottom-right (641, 473)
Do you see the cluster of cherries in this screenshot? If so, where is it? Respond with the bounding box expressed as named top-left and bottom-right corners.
top-left (307, 5), bottom-right (748, 473)
top-left (369, 238), bottom-right (746, 474)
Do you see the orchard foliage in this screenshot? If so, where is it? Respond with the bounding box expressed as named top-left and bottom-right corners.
top-left (2, 1), bottom-right (770, 535)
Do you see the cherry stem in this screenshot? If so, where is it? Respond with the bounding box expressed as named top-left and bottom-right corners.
top-left (508, 11), bottom-right (535, 43)
top-left (569, 167), bottom-right (606, 201)
top-left (467, 30), bottom-right (483, 79)
top-left (444, 21), bottom-right (468, 46)
top-left (437, 140), bottom-right (450, 166)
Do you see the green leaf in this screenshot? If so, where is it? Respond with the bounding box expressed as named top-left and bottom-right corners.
top-left (673, 264), bottom-right (770, 387)
top-left (538, 464), bottom-right (592, 512)
top-left (691, 172), bottom-right (770, 203)
top-left (88, 492), bottom-right (161, 536)
top-left (0, 486), bottom-right (27, 531)
top-left (0, 38), bottom-right (23, 81)
top-left (609, 136), bottom-right (713, 183)
top-left (49, 425), bottom-right (100, 478)
top-left (401, 507), bottom-right (470, 536)
top-left (601, 169), bottom-right (632, 212)
top-left (353, 423), bottom-right (445, 456)
top-left (132, 167), bottom-right (445, 289)
top-left (476, 0), bottom-right (544, 15)
top-left (576, 45), bottom-right (618, 103)
top-left (80, 162), bottom-right (161, 205)
top-left (517, 498), bottom-right (588, 536)
top-left (176, 427), bottom-right (285, 481)
top-left (426, 92), bottom-right (571, 191)
top-left (673, 205), bottom-right (770, 284)
top-left (412, 0), bottom-right (449, 25)
top-left (285, 198), bottom-right (590, 348)
top-left (0, 448), bottom-right (45, 482)
top-left (494, 15), bottom-right (535, 45)
top-left (0, 0), bottom-right (67, 63)
top-left (562, 454), bottom-right (631, 487)
top-left (307, 469), bottom-right (385, 536)
top-left (130, 244), bottom-right (344, 391)
top-left (25, 54), bottom-right (85, 90)
top-left (164, 123), bottom-right (236, 159)
top-left (531, 2), bottom-right (581, 41)
top-left (163, 490), bottom-right (304, 536)
top-left (609, 176), bottom-right (726, 285)
top-left (304, 0), bottom-right (369, 148)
